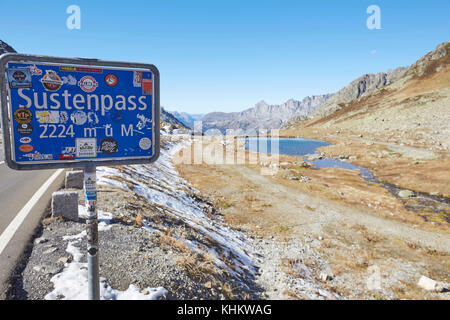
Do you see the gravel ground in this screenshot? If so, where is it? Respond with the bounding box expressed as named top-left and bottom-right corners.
top-left (6, 187), bottom-right (265, 300)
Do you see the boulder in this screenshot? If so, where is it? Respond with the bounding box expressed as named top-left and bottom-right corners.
top-left (34, 237), bottom-right (48, 244)
top-left (305, 154), bottom-right (323, 161)
top-left (65, 170), bottom-right (84, 189)
top-left (52, 191), bottom-right (79, 221)
top-left (417, 276), bottom-right (446, 292)
top-left (300, 176), bottom-right (311, 183)
top-left (319, 272), bottom-right (333, 281)
top-left (398, 190), bottom-right (414, 198)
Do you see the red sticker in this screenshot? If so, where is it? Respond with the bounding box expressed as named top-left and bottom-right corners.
top-left (19, 144), bottom-right (34, 152)
top-left (78, 76), bottom-right (98, 92)
top-left (142, 79), bottom-right (152, 95)
top-left (105, 73), bottom-right (118, 87)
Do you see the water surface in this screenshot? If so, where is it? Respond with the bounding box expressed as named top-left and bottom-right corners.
top-left (241, 137), bottom-right (331, 157)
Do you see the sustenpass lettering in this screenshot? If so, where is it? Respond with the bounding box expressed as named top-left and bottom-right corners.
top-left (17, 89), bottom-right (148, 116)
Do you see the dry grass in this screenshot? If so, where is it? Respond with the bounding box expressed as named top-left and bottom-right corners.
top-left (159, 234), bottom-right (191, 253)
top-left (177, 253), bottom-right (219, 280)
top-left (281, 258), bottom-right (309, 279)
top-left (282, 289), bottom-right (307, 300)
top-left (361, 230), bottom-right (385, 243)
top-left (216, 198), bottom-right (233, 210)
top-left (176, 253), bottom-right (239, 298)
top-left (42, 216), bottom-right (65, 226)
top-left (132, 212), bottom-right (144, 227)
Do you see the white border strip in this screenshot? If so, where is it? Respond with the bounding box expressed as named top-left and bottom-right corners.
top-left (0, 169), bottom-right (64, 255)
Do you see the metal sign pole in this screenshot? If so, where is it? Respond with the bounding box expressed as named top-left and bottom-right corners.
top-left (84, 165), bottom-right (100, 300)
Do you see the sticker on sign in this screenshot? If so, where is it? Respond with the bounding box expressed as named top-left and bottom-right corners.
top-left (0, 53), bottom-right (160, 170)
top-left (76, 138), bottom-right (97, 157)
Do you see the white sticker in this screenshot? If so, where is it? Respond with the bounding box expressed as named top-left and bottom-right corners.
top-left (76, 138), bottom-right (97, 158)
top-left (60, 111), bottom-right (69, 123)
top-left (139, 137), bottom-right (151, 150)
top-left (70, 110), bottom-right (87, 125)
top-left (136, 114), bottom-right (152, 130)
top-left (20, 137), bottom-right (32, 144)
top-left (36, 110), bottom-right (60, 124)
top-left (62, 75), bottom-right (77, 85)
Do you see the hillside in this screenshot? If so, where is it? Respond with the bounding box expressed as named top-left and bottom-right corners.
top-left (160, 107), bottom-right (188, 129)
top-left (284, 41), bottom-right (450, 151)
top-left (304, 67), bottom-right (408, 121)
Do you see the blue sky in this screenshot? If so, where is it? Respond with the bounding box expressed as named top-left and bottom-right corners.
top-left (1, 0), bottom-right (449, 114)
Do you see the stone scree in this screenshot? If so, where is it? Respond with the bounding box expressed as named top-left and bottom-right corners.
top-left (65, 170), bottom-right (84, 189)
top-left (51, 191), bottom-right (79, 221)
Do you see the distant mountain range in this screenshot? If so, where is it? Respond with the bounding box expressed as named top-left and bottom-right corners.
top-left (197, 95), bottom-right (333, 134)
top-left (166, 64), bottom-right (410, 134)
top-left (166, 111), bottom-right (204, 129)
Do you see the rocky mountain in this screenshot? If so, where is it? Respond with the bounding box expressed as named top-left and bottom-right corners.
top-left (201, 95), bottom-right (332, 134)
top-left (167, 111), bottom-right (204, 129)
top-left (160, 108), bottom-right (188, 129)
top-left (0, 39), bottom-right (16, 54)
top-left (283, 67), bottom-right (408, 128)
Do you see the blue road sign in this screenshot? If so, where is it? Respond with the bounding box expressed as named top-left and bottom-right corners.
top-left (0, 54), bottom-right (160, 170)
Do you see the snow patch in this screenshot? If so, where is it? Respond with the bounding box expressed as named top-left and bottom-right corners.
top-left (46, 206), bottom-right (167, 300)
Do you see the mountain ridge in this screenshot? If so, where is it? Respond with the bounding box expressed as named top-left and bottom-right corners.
top-left (282, 66), bottom-right (409, 128)
top-left (200, 94), bottom-right (333, 134)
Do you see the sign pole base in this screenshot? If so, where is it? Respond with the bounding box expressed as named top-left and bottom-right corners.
top-left (84, 165), bottom-right (100, 300)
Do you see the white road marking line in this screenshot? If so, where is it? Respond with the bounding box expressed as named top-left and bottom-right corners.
top-left (0, 169), bottom-right (64, 255)
top-left (0, 161), bottom-right (4, 165)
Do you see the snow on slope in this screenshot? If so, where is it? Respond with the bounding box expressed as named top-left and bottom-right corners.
top-left (96, 140), bottom-right (257, 276)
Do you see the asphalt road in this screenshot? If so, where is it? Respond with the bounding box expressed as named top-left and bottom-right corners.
top-left (0, 141), bottom-right (65, 298)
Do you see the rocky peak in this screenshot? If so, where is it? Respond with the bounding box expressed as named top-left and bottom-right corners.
top-left (407, 41), bottom-right (449, 78)
top-left (304, 66), bottom-right (408, 120)
top-left (0, 40), bottom-right (16, 54)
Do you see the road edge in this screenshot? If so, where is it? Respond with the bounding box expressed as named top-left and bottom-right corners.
top-left (0, 169), bottom-right (66, 299)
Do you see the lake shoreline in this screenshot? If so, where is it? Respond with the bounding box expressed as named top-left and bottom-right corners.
top-left (240, 136), bottom-right (450, 223)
